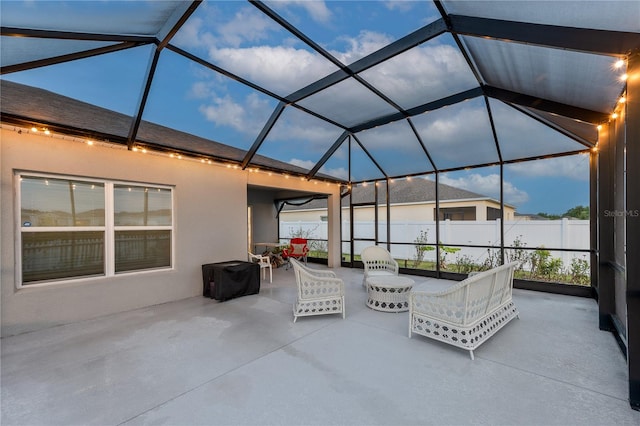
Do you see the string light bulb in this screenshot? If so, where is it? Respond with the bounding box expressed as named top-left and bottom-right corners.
top-left (618, 96), bottom-right (626, 104)
top-left (611, 112), bottom-right (619, 119)
top-left (614, 59), bottom-right (625, 69)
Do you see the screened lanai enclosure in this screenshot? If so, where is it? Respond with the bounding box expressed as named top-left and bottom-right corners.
top-left (1, 0), bottom-right (639, 410)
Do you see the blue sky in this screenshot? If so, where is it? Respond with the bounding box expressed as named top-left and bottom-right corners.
top-left (2, 0), bottom-right (592, 215)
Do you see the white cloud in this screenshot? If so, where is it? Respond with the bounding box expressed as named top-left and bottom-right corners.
top-left (189, 81), bottom-right (213, 100)
top-left (209, 45), bottom-right (337, 95)
top-left (384, 1), bottom-right (419, 12)
top-left (197, 90), bottom-right (272, 135)
top-left (331, 30), bottom-right (393, 64)
top-left (218, 7), bottom-right (280, 48)
top-left (289, 158), bottom-right (316, 170)
top-left (360, 42), bottom-right (477, 107)
top-left (319, 165), bottom-right (348, 180)
top-left (173, 5), bottom-right (280, 50)
top-left (439, 173), bottom-right (529, 206)
top-left (505, 155), bottom-right (590, 181)
top-left (268, 107), bottom-right (343, 150)
top-left (199, 96), bottom-right (245, 132)
top-left (280, 0), bottom-right (333, 23)
top-left (410, 101), bottom-right (499, 167)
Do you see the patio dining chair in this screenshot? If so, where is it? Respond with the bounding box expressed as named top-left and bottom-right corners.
top-left (248, 252), bottom-right (272, 283)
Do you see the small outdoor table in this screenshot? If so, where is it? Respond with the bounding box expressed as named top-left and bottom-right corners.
top-left (366, 275), bottom-right (415, 312)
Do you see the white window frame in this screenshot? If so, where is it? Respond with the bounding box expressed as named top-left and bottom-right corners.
top-left (15, 171), bottom-right (175, 288)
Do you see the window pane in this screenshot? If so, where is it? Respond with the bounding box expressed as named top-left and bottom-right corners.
top-left (22, 231), bottom-right (104, 283)
top-left (115, 230), bottom-right (171, 273)
top-left (114, 186), bottom-right (172, 226)
top-left (21, 176), bottom-right (105, 227)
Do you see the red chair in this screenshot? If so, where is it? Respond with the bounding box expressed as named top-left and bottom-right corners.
top-left (282, 238), bottom-right (309, 269)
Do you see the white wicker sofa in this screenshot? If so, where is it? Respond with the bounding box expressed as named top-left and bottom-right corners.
top-left (409, 262), bottom-right (520, 360)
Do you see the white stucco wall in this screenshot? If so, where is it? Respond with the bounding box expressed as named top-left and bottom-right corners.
top-left (0, 128), bottom-right (340, 336)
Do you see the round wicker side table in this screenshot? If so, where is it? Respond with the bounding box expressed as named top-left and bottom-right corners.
top-left (366, 275), bottom-right (415, 312)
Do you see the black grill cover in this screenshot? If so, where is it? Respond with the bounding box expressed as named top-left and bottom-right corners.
top-left (202, 261), bottom-right (260, 301)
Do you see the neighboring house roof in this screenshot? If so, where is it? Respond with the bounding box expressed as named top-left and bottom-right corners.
top-left (0, 80), bottom-right (312, 176)
top-left (282, 178), bottom-right (513, 211)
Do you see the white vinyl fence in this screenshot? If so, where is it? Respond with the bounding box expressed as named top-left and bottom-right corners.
top-left (280, 219), bottom-right (590, 266)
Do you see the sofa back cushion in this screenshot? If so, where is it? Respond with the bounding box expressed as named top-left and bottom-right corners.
top-left (463, 262), bottom-right (517, 324)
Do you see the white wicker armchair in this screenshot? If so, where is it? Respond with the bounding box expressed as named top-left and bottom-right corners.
top-left (361, 245), bottom-right (399, 287)
top-left (290, 258), bottom-right (345, 323)
top-left (409, 262), bottom-right (520, 360)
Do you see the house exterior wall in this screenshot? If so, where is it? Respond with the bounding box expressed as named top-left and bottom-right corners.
top-left (247, 189), bottom-right (279, 248)
top-left (0, 128), bottom-right (339, 336)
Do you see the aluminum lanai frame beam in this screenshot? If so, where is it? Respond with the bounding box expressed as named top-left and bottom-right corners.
top-left (0, 26), bottom-right (157, 43)
top-left (307, 131), bottom-right (350, 180)
top-left (125, 1), bottom-right (203, 150)
top-left (482, 95), bottom-right (506, 262)
top-left (167, 45), bottom-right (286, 103)
top-left (1, 42), bottom-right (146, 75)
top-left (406, 118), bottom-right (438, 172)
top-left (126, 48), bottom-right (161, 150)
top-left (483, 85), bottom-right (610, 124)
top-left (448, 14), bottom-right (640, 56)
top-left (156, 1), bottom-right (202, 49)
top-left (350, 87), bottom-right (483, 133)
top-left (433, 1), bottom-right (485, 86)
top-left (506, 102), bottom-right (596, 149)
top-left (0, 27), bottom-right (156, 75)
top-left (166, 45), bottom-right (348, 132)
top-left (250, 1), bottom-right (408, 122)
top-left (346, 148), bottom-right (589, 185)
top-left (285, 18), bottom-right (447, 103)
top-left (483, 97), bottom-right (504, 164)
top-left (241, 102), bottom-right (286, 169)
top-left (351, 133), bottom-right (388, 180)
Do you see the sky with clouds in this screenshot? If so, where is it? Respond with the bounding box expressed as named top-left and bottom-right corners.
top-left (3, 0), bottom-right (591, 215)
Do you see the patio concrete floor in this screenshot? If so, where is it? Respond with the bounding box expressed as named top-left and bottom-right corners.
top-left (2, 264), bottom-right (639, 426)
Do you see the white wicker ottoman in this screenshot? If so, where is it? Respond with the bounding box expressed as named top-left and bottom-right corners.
top-left (366, 276), bottom-right (415, 312)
